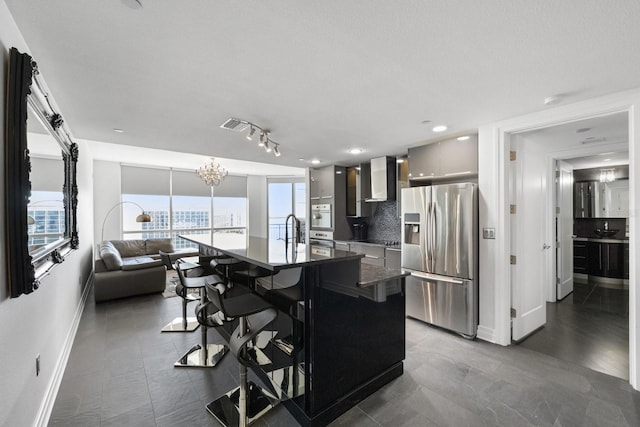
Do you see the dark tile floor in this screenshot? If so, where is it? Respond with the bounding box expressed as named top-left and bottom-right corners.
top-left (49, 286), bottom-right (640, 426)
top-left (518, 280), bottom-right (629, 380)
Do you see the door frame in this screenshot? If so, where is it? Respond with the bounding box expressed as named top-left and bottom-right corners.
top-left (477, 88), bottom-right (638, 389)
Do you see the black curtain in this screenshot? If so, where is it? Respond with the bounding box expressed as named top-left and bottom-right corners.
top-left (5, 47), bottom-right (36, 297)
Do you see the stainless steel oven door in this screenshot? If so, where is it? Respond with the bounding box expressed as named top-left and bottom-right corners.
top-left (311, 204), bottom-right (332, 229)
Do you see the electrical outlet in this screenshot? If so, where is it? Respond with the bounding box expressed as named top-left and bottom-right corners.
top-left (36, 355), bottom-right (40, 376)
top-left (483, 228), bottom-right (496, 239)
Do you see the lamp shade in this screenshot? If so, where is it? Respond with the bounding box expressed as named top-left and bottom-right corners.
top-left (136, 212), bottom-right (152, 223)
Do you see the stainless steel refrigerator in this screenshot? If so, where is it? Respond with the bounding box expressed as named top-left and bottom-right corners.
top-left (401, 183), bottom-right (478, 338)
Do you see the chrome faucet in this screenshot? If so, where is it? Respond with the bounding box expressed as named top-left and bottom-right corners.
top-left (285, 213), bottom-right (301, 247)
top-left (604, 221), bottom-right (609, 231)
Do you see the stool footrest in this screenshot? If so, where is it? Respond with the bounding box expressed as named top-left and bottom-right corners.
top-left (161, 316), bottom-right (199, 333)
top-left (206, 382), bottom-right (278, 426)
top-left (174, 343), bottom-right (228, 368)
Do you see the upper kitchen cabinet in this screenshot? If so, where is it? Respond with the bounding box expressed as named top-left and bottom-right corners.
top-left (310, 166), bottom-right (337, 201)
top-left (408, 134), bottom-right (478, 181)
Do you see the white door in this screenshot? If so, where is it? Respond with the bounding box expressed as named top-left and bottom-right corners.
top-left (510, 136), bottom-right (547, 341)
top-left (556, 161), bottom-right (574, 300)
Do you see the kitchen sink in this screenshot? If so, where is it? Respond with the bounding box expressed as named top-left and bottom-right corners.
top-left (594, 229), bottom-right (619, 237)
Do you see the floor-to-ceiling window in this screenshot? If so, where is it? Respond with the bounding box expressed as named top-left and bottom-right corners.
top-left (268, 178), bottom-right (306, 242)
top-left (120, 165), bottom-right (247, 248)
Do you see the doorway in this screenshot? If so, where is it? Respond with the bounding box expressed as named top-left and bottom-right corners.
top-left (508, 112), bottom-right (630, 380)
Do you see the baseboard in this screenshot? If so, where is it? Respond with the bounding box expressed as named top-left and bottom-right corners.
top-left (34, 272), bottom-right (94, 427)
top-left (476, 324), bottom-right (498, 344)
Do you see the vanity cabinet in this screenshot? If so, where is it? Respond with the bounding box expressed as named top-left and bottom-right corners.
top-left (408, 135), bottom-right (478, 181)
top-left (587, 241), bottom-right (625, 279)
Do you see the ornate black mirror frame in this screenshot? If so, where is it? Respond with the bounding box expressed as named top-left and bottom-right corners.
top-left (5, 47), bottom-right (79, 298)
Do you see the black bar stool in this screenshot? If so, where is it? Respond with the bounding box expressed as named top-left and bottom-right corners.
top-left (174, 263), bottom-right (229, 368)
top-left (205, 281), bottom-right (279, 426)
top-left (210, 256), bottom-right (244, 284)
top-left (161, 254), bottom-right (204, 332)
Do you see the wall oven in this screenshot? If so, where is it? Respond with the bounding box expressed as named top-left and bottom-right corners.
top-left (311, 204), bottom-right (332, 229)
top-left (309, 230), bottom-right (334, 247)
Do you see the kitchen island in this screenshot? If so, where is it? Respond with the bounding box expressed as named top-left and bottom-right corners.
top-left (181, 234), bottom-right (408, 426)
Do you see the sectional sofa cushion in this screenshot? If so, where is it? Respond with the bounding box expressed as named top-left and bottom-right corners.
top-left (122, 257), bottom-right (163, 271)
top-left (145, 238), bottom-right (174, 255)
top-left (99, 241), bottom-right (123, 271)
top-left (110, 239), bottom-right (146, 258)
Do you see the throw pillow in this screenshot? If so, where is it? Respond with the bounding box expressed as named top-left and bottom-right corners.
top-left (146, 238), bottom-right (175, 255)
top-left (100, 241), bottom-right (123, 271)
top-left (110, 239), bottom-right (146, 258)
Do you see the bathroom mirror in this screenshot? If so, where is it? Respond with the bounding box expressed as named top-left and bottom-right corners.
top-left (5, 48), bottom-right (78, 297)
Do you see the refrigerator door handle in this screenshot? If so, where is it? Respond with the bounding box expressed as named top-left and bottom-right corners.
top-left (427, 201), bottom-right (434, 270)
top-left (431, 201), bottom-right (437, 271)
top-left (410, 271), bottom-right (465, 285)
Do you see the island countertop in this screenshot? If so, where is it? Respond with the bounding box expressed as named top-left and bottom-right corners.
top-left (358, 263), bottom-right (409, 287)
top-left (181, 234), bottom-right (363, 271)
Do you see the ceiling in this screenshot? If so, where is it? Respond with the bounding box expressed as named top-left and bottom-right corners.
top-left (6, 0), bottom-right (640, 170)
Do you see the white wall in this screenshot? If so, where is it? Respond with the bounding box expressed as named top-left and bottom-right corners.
top-left (248, 175), bottom-right (268, 238)
top-left (477, 89), bottom-right (640, 390)
top-left (0, 4), bottom-right (95, 426)
top-left (93, 160), bottom-right (123, 243)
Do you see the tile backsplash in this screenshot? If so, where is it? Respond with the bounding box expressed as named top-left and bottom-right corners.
top-left (367, 201), bottom-right (401, 242)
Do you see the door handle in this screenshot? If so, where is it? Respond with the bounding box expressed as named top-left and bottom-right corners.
top-left (410, 271), bottom-right (465, 285)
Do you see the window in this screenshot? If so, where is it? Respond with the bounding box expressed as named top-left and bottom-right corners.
top-left (268, 179), bottom-right (306, 242)
top-left (27, 191), bottom-right (65, 249)
top-left (120, 166), bottom-right (248, 249)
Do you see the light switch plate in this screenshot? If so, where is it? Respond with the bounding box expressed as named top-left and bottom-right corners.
top-left (483, 228), bottom-right (496, 239)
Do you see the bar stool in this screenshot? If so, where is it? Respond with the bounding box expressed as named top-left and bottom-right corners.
top-left (205, 281), bottom-right (279, 426)
top-left (174, 264), bottom-right (229, 368)
top-left (230, 265), bottom-right (272, 291)
top-left (210, 257), bottom-right (243, 286)
top-left (161, 255), bottom-right (203, 332)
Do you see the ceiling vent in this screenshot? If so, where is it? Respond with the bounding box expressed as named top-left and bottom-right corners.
top-left (220, 118), bottom-right (249, 132)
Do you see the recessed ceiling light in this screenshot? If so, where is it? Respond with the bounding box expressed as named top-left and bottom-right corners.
top-left (603, 158), bottom-right (611, 162)
top-left (576, 127), bottom-right (591, 133)
top-left (355, 166), bottom-right (361, 171)
top-left (457, 136), bottom-right (470, 141)
top-left (113, 128), bottom-right (124, 133)
top-left (348, 148), bottom-right (364, 155)
top-left (396, 159), bottom-right (405, 164)
top-left (311, 159), bottom-right (320, 165)
top-left (298, 158), bottom-right (305, 161)
top-left (432, 125), bottom-right (447, 132)
top-left (336, 170), bottom-right (343, 174)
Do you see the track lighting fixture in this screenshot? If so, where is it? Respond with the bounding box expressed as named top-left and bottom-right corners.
top-left (220, 118), bottom-right (283, 158)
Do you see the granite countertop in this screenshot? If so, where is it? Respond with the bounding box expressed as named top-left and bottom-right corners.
top-left (181, 234), bottom-right (364, 271)
top-left (358, 263), bottom-right (409, 287)
top-left (335, 239), bottom-right (401, 250)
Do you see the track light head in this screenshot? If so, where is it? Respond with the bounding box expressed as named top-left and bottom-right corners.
top-left (246, 126), bottom-right (255, 141)
top-left (273, 144), bottom-right (281, 157)
top-left (264, 139), bottom-right (272, 153)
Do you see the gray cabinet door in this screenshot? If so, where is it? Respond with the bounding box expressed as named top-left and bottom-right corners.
top-left (408, 143), bottom-right (440, 179)
top-left (439, 135), bottom-right (478, 177)
top-left (385, 248), bottom-right (401, 269)
top-left (334, 241), bottom-right (350, 252)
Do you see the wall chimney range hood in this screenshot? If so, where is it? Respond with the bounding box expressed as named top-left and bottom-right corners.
top-left (365, 156), bottom-right (396, 202)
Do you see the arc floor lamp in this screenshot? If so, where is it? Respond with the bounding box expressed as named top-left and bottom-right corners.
top-left (101, 201), bottom-right (152, 242)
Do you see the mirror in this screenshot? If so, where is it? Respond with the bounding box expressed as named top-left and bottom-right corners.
top-left (5, 47), bottom-right (78, 297)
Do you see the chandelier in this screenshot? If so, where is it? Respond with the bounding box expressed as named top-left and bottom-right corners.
top-left (196, 158), bottom-right (228, 186)
top-left (220, 118), bottom-right (281, 157)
